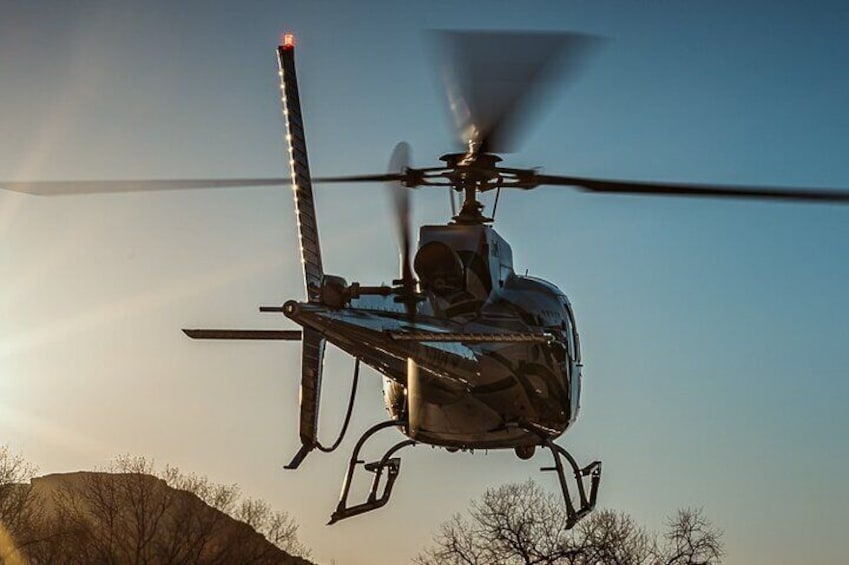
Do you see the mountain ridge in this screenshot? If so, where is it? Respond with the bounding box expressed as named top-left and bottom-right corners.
top-left (4, 470), bottom-right (316, 565)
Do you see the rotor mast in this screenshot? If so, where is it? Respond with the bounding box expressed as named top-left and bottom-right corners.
top-left (441, 152), bottom-right (503, 224)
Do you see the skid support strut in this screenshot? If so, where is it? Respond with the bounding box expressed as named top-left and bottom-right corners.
top-left (539, 437), bottom-right (602, 528)
top-left (328, 419), bottom-right (415, 525)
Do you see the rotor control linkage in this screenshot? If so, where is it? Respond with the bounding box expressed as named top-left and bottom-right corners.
top-left (313, 274), bottom-right (424, 310)
top-left (328, 419), bottom-right (415, 525)
top-left (350, 283), bottom-right (393, 298)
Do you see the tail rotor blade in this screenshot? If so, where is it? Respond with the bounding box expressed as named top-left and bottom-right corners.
top-left (386, 142), bottom-right (417, 320)
top-left (388, 141), bottom-right (412, 259)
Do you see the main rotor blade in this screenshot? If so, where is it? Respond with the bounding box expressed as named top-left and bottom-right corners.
top-left (1, 174), bottom-right (406, 195)
top-left (318, 173), bottom-right (406, 184)
top-left (1, 178), bottom-right (292, 195)
top-left (532, 174), bottom-right (849, 204)
top-left (433, 30), bottom-right (603, 154)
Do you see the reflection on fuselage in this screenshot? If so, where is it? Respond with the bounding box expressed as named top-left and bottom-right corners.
top-left (287, 222), bottom-right (583, 450)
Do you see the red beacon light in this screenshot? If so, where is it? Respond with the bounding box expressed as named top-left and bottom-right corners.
top-left (282, 33), bottom-right (296, 49)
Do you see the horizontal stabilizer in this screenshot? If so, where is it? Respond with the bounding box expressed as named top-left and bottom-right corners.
top-left (182, 329), bottom-right (302, 340)
top-left (388, 331), bottom-right (553, 343)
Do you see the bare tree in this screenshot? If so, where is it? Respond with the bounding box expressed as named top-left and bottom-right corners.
top-left (0, 445), bottom-right (43, 563)
top-left (660, 508), bottom-right (723, 565)
top-left (577, 508), bottom-right (655, 565)
top-left (415, 481), bottom-right (593, 565)
top-left (416, 480), bottom-right (723, 565)
top-left (233, 497), bottom-right (310, 559)
top-left (17, 454), bottom-right (311, 564)
top-left (160, 460), bottom-right (310, 560)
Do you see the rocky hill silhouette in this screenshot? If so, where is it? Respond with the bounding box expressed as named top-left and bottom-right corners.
top-left (3, 471), bottom-right (315, 565)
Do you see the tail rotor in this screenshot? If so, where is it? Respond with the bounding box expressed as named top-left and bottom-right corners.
top-left (386, 142), bottom-right (419, 321)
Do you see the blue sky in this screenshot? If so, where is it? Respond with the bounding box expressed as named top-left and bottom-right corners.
top-left (2, 1), bottom-right (849, 563)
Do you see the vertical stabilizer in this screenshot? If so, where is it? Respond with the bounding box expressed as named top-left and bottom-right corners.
top-left (278, 33), bottom-right (324, 302)
top-left (278, 34), bottom-right (327, 469)
top-left (285, 327), bottom-right (325, 468)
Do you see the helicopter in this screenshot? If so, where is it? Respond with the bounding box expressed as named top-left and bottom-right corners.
top-left (5, 30), bottom-right (849, 527)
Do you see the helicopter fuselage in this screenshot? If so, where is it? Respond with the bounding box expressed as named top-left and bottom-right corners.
top-left (284, 222), bottom-right (583, 451)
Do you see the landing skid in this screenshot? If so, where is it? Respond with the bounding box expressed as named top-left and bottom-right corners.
top-left (540, 437), bottom-right (602, 528)
top-left (283, 353), bottom-right (601, 528)
top-left (328, 419), bottom-right (415, 525)
top-left (325, 418), bottom-right (600, 527)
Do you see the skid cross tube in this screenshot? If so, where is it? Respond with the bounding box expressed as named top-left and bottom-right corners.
top-left (328, 419), bottom-right (414, 524)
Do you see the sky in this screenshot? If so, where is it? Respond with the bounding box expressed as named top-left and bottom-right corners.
top-left (2, 1), bottom-right (849, 563)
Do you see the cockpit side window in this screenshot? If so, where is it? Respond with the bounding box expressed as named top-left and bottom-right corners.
top-left (563, 300), bottom-right (580, 363)
top-left (457, 249), bottom-right (492, 297)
